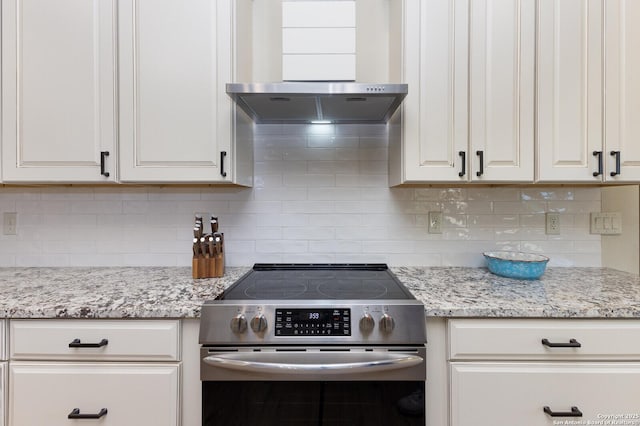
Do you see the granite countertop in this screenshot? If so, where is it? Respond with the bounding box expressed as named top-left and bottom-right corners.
top-left (0, 267), bottom-right (249, 319)
top-left (0, 266), bottom-right (639, 319)
top-left (394, 267), bottom-right (640, 318)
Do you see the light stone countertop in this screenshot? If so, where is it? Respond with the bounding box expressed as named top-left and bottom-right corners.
top-left (0, 266), bottom-right (639, 319)
top-left (0, 267), bottom-right (249, 319)
top-left (393, 267), bottom-right (640, 318)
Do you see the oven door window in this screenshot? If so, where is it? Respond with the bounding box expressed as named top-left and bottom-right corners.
top-left (203, 381), bottom-right (424, 426)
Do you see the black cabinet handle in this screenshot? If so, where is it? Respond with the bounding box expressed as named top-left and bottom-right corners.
top-left (68, 408), bottom-right (108, 419)
top-left (592, 151), bottom-right (603, 177)
top-left (458, 151), bottom-right (466, 177)
top-left (610, 150), bottom-right (621, 177)
top-left (220, 151), bottom-right (227, 177)
top-left (69, 338), bottom-right (109, 348)
top-left (543, 406), bottom-right (582, 418)
top-left (100, 151), bottom-right (110, 177)
top-left (476, 150), bottom-right (484, 177)
top-left (541, 338), bottom-right (581, 348)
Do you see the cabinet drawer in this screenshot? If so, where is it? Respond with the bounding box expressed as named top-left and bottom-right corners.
top-left (449, 319), bottom-right (640, 360)
top-left (9, 362), bottom-right (179, 426)
top-left (10, 320), bottom-right (179, 361)
top-left (450, 362), bottom-right (640, 426)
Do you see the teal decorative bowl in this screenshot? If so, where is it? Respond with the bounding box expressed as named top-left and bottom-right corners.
top-left (483, 251), bottom-right (549, 280)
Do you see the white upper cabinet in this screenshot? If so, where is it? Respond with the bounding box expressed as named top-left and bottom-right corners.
top-left (1, 0), bottom-right (252, 185)
top-left (1, 0), bottom-right (117, 183)
top-left (389, 0), bottom-right (468, 185)
top-left (389, 0), bottom-right (535, 185)
top-left (536, 0), bottom-right (603, 182)
top-left (468, 0), bottom-right (535, 182)
top-left (603, 0), bottom-right (640, 182)
top-left (118, 0), bottom-right (252, 184)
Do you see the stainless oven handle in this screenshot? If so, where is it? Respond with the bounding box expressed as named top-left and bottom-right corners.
top-left (203, 352), bottom-right (423, 375)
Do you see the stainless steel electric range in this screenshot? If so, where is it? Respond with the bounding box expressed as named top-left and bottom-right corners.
top-left (199, 264), bottom-right (427, 426)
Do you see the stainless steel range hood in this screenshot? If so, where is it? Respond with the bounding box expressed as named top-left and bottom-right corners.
top-left (226, 82), bottom-right (408, 124)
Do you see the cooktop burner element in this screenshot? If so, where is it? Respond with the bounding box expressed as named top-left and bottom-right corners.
top-left (199, 263), bottom-right (426, 346)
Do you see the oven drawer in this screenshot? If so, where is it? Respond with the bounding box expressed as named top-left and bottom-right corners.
top-left (448, 319), bottom-right (640, 360)
top-left (9, 362), bottom-right (179, 426)
top-left (10, 320), bottom-right (179, 361)
top-left (450, 362), bottom-right (640, 426)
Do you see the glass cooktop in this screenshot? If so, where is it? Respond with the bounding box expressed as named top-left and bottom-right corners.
top-left (217, 264), bottom-right (415, 301)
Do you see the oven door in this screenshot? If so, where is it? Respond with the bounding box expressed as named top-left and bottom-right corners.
top-left (201, 346), bottom-right (426, 426)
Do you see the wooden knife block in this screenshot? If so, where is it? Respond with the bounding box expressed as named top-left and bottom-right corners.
top-left (192, 252), bottom-right (224, 279)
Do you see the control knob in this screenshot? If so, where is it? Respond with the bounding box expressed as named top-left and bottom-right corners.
top-left (379, 314), bottom-right (395, 333)
top-left (250, 314), bottom-right (268, 333)
top-left (359, 313), bottom-right (375, 333)
top-left (230, 314), bottom-right (247, 334)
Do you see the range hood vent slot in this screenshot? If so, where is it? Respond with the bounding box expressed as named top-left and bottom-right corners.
top-left (227, 82), bottom-right (407, 125)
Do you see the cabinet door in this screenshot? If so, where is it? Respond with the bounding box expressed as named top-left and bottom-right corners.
top-left (451, 362), bottom-right (640, 426)
top-left (604, 0), bottom-right (640, 182)
top-left (0, 363), bottom-right (5, 426)
top-left (389, 0), bottom-right (469, 184)
top-left (118, 0), bottom-right (233, 182)
top-left (469, 0), bottom-right (535, 182)
top-left (1, 0), bottom-right (117, 182)
top-left (9, 363), bottom-right (179, 426)
top-left (537, 0), bottom-right (603, 182)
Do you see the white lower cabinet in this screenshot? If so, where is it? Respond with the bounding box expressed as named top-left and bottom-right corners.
top-left (1, 320), bottom-right (5, 426)
top-left (451, 362), bottom-right (640, 426)
top-left (448, 319), bottom-right (640, 426)
top-left (9, 363), bottom-right (179, 426)
top-left (7, 320), bottom-right (181, 426)
top-left (1, 363), bottom-right (6, 426)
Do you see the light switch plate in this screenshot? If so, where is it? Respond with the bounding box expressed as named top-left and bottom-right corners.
top-left (590, 212), bottom-right (622, 235)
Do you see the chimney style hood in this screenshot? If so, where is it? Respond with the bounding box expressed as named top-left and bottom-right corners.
top-left (226, 82), bottom-right (408, 124)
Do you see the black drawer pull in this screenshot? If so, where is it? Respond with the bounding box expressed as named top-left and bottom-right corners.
top-left (220, 151), bottom-right (227, 177)
top-left (100, 151), bottom-right (110, 177)
top-left (69, 338), bottom-right (109, 348)
top-left (543, 406), bottom-right (582, 417)
top-left (592, 150), bottom-right (603, 177)
top-left (610, 150), bottom-right (621, 177)
top-left (541, 338), bottom-right (581, 348)
top-left (458, 151), bottom-right (466, 177)
top-left (68, 408), bottom-right (108, 419)
top-left (476, 150), bottom-right (484, 177)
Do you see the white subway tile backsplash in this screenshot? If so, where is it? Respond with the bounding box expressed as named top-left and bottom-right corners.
top-left (467, 187), bottom-right (520, 201)
top-left (493, 201), bottom-right (547, 215)
top-left (0, 124), bottom-right (603, 268)
top-left (282, 227), bottom-right (335, 240)
top-left (254, 187), bottom-right (307, 201)
top-left (283, 174), bottom-right (335, 187)
top-left (336, 175), bottom-right (388, 188)
top-left (256, 240), bottom-right (308, 254)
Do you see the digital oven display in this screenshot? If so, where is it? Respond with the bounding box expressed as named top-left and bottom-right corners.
top-left (275, 308), bottom-right (351, 336)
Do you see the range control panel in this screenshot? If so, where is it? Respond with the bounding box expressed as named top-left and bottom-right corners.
top-left (275, 308), bottom-right (351, 336)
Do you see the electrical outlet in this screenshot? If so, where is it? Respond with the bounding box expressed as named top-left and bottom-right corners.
top-left (3, 212), bottom-right (17, 235)
top-left (545, 212), bottom-right (560, 235)
top-left (428, 211), bottom-right (443, 234)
